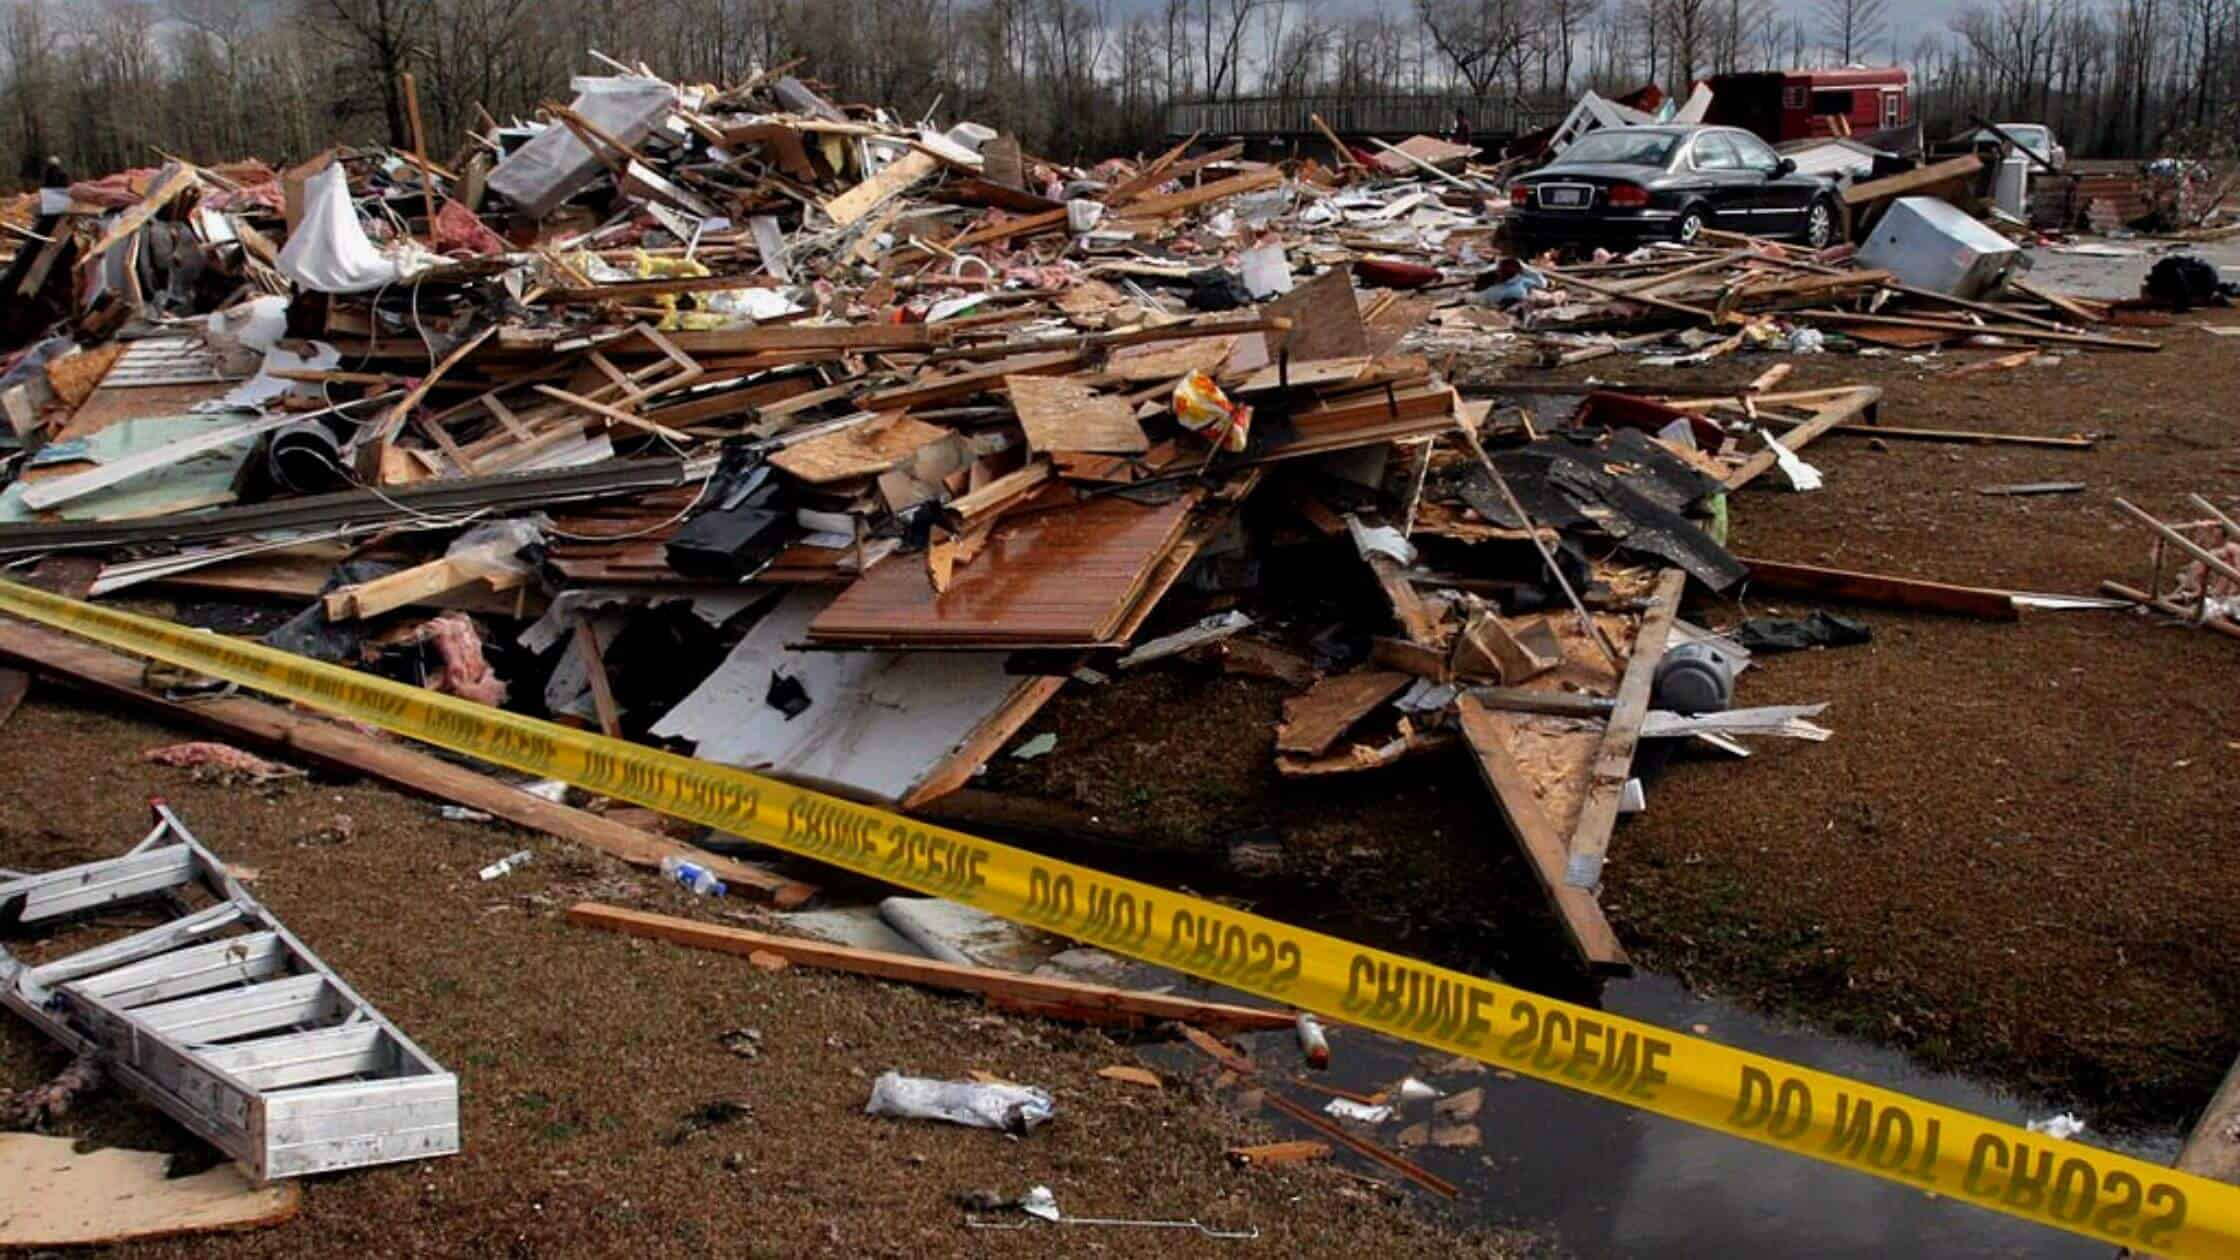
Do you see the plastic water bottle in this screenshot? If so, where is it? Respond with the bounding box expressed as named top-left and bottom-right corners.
top-left (659, 855), bottom-right (727, 897)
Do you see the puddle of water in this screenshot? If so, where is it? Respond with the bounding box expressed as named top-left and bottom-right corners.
top-left (1146, 972), bottom-right (2179, 1257)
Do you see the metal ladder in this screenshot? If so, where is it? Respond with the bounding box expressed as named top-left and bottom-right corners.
top-left (0, 803), bottom-right (458, 1181)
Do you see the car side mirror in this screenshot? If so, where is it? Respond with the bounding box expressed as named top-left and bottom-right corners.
top-left (1772, 157), bottom-right (1797, 178)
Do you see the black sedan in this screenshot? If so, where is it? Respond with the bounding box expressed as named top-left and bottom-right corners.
top-left (1507, 125), bottom-right (1839, 254)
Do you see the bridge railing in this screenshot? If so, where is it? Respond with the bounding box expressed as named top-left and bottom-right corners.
top-left (1166, 94), bottom-right (1566, 139)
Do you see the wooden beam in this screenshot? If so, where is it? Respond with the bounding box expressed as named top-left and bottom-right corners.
top-left (1113, 166), bottom-right (1284, 219)
top-left (1456, 697), bottom-right (1631, 973)
top-left (1308, 114), bottom-right (1364, 170)
top-left (1723, 385), bottom-right (1880, 490)
top-left (1799, 309), bottom-right (2159, 351)
top-left (661, 322), bottom-right (943, 355)
top-left (1564, 569), bottom-right (1685, 890)
top-left (1099, 132), bottom-right (1199, 205)
top-left (323, 556), bottom-right (491, 620)
top-left (565, 903), bottom-right (1298, 1031)
top-left (0, 619), bottom-right (812, 903)
top-left (1737, 555), bottom-right (2020, 620)
top-left (1840, 153), bottom-right (1985, 206)
top-left (574, 617), bottom-right (623, 738)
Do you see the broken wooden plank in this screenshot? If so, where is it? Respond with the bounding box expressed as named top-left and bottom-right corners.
top-left (566, 903), bottom-right (1296, 1031)
top-left (825, 148), bottom-right (940, 226)
top-left (574, 617), bottom-right (623, 738)
top-left (1005, 375), bottom-right (1148, 454)
top-left (1840, 153), bottom-right (1985, 206)
top-left (1737, 555), bottom-right (2019, 620)
top-left (1723, 386), bottom-right (1880, 491)
top-left (766, 414), bottom-right (951, 484)
top-left (1565, 569), bottom-right (1685, 890)
top-left (0, 619), bottom-right (811, 905)
top-left (323, 556), bottom-right (496, 621)
top-left (1456, 697), bottom-right (1630, 973)
top-left (1228, 1139), bottom-right (1333, 1166)
top-left (1114, 166), bottom-right (1283, 219)
top-left (1275, 671), bottom-right (1411, 757)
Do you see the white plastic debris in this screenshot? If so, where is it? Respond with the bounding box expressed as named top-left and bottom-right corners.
top-left (1323, 1097), bottom-right (1393, 1124)
top-left (2028, 1112), bottom-right (2087, 1140)
top-left (1346, 514), bottom-right (1418, 567)
top-left (1011, 733), bottom-right (1057, 761)
top-left (865, 1071), bottom-right (1055, 1133)
top-left (1395, 1076), bottom-right (1441, 1103)
top-left (1020, 1184), bottom-right (1062, 1221)
top-left (1758, 428), bottom-right (1824, 492)
top-left (1784, 327), bottom-right (1827, 354)
top-left (478, 850), bottom-right (533, 881)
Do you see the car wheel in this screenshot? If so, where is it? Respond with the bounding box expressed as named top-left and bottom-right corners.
top-left (1804, 199), bottom-right (1836, 248)
top-left (1674, 206), bottom-right (1706, 244)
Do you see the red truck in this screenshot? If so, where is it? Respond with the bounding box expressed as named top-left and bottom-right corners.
top-left (1704, 68), bottom-right (1911, 143)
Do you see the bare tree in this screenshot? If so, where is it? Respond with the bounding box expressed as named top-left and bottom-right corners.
top-left (1414, 0), bottom-right (1528, 99)
top-left (1818, 0), bottom-right (1889, 63)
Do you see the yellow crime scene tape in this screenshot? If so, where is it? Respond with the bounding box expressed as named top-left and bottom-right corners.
top-left (0, 574), bottom-right (2230, 1254)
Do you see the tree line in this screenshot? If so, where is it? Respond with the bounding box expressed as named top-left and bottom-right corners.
top-left (1, 0), bottom-right (2232, 190)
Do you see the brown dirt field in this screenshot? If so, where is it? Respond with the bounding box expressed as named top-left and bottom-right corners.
top-left (0, 697), bottom-right (1533, 1258)
top-left (992, 312), bottom-right (2240, 1128)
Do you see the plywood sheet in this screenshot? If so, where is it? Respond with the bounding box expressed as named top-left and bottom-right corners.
top-left (1006, 374), bottom-right (1147, 454)
top-left (1106, 335), bottom-right (1236, 383)
top-left (810, 489), bottom-right (1201, 645)
top-left (767, 414), bottom-right (952, 484)
top-left (1264, 266), bottom-right (1367, 362)
top-left (0, 1134), bottom-right (300, 1247)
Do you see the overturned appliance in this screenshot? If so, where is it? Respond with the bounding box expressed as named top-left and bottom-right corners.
top-left (0, 805), bottom-right (459, 1181)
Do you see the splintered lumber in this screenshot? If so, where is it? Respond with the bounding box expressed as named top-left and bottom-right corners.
top-left (1564, 569), bottom-right (1685, 891)
top-left (0, 618), bottom-right (812, 905)
top-left (84, 163), bottom-right (201, 257)
top-left (1005, 374), bottom-right (1148, 454)
top-left (1836, 422), bottom-right (2090, 448)
top-left (857, 350), bottom-right (1081, 411)
top-left (1723, 385), bottom-right (1880, 490)
top-left (322, 556), bottom-right (495, 620)
top-left (1737, 556), bottom-right (2020, 620)
top-left (1309, 114), bottom-right (1365, 170)
top-left (1116, 166), bottom-right (1284, 219)
top-left (767, 413), bottom-right (951, 484)
top-left (1275, 671), bottom-right (1411, 756)
top-left (566, 904), bottom-right (1297, 1031)
top-left (1799, 309), bottom-right (2159, 351)
top-left (825, 148), bottom-right (940, 226)
top-left (1456, 697), bottom-right (1630, 973)
top-left (662, 322), bottom-right (943, 355)
top-left (1099, 132), bottom-right (1198, 205)
top-left (1840, 153), bottom-right (1985, 206)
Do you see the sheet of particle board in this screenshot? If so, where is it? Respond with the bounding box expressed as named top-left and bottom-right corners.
top-left (1006, 374), bottom-right (1148, 454)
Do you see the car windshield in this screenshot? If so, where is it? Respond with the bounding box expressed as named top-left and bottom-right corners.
top-left (1553, 131), bottom-right (1680, 168)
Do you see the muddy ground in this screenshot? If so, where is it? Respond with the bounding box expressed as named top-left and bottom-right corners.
top-left (988, 308), bottom-right (2240, 1132)
top-left (0, 698), bottom-right (1536, 1258)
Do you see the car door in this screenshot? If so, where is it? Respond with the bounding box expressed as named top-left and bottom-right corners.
top-left (1687, 132), bottom-right (1752, 229)
top-left (1727, 130), bottom-right (1808, 235)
